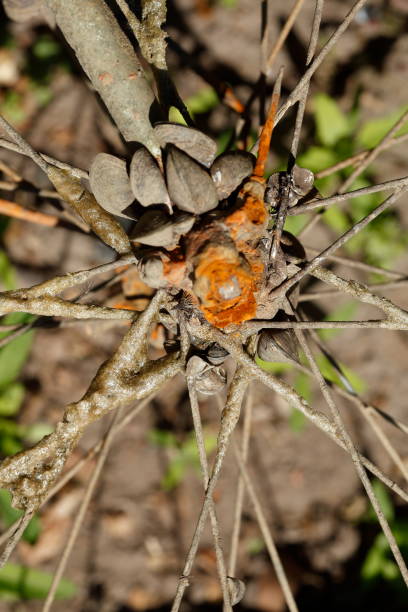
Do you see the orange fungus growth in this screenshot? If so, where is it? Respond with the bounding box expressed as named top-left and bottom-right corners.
top-left (193, 244), bottom-right (257, 327)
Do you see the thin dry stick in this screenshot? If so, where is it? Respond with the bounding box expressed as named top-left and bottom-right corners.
top-left (339, 108), bottom-right (408, 194)
top-left (265, 0), bottom-right (306, 76)
top-left (227, 391), bottom-right (252, 578)
top-left (304, 245), bottom-right (406, 279)
top-left (0, 293), bottom-right (135, 320)
top-left (290, 0), bottom-right (324, 158)
top-left (298, 279), bottom-right (408, 302)
top-left (0, 116), bottom-right (48, 174)
top-left (0, 159), bottom-right (21, 182)
top-left (357, 404), bottom-right (408, 485)
top-left (286, 299), bottom-right (408, 587)
top-left (335, 386), bottom-right (408, 438)
top-left (24, 254), bottom-right (136, 298)
top-left (315, 133), bottom-right (408, 179)
top-left (306, 330), bottom-right (408, 479)
top-left (0, 138), bottom-right (88, 179)
top-left (0, 510), bottom-right (34, 567)
top-left (231, 439), bottom-right (299, 612)
top-left (274, 0), bottom-right (369, 126)
top-left (269, 187), bottom-right (408, 302)
top-left (193, 324), bottom-right (408, 504)
top-left (187, 380), bottom-right (232, 611)
top-left (289, 176), bottom-right (408, 215)
top-left (0, 198), bottom-right (58, 227)
top-left (171, 368), bottom-right (249, 612)
top-left (42, 408), bottom-right (124, 612)
top-left (245, 320), bottom-right (406, 331)
top-left (0, 320), bottom-right (36, 350)
top-left (311, 266), bottom-right (408, 324)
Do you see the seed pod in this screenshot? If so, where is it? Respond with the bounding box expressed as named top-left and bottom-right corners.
top-left (138, 255), bottom-right (167, 288)
top-left (205, 342), bottom-right (229, 365)
top-left (292, 165), bottom-right (314, 197)
top-left (227, 577), bottom-right (246, 606)
top-left (256, 328), bottom-right (299, 364)
top-left (210, 151), bottom-right (255, 199)
top-left (166, 145), bottom-right (218, 214)
top-left (89, 153), bottom-right (134, 219)
top-left (130, 146), bottom-right (171, 211)
top-left (186, 355), bottom-right (227, 395)
top-left (265, 165), bottom-right (314, 209)
top-left (131, 209), bottom-right (195, 247)
top-left (281, 231), bottom-right (306, 262)
top-left (154, 122), bottom-right (217, 167)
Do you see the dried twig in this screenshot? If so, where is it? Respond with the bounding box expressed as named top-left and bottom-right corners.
top-left (265, 0), bottom-right (306, 76)
top-left (171, 368), bottom-right (249, 612)
top-left (289, 176), bottom-right (408, 215)
top-left (0, 198), bottom-right (58, 227)
top-left (269, 187), bottom-right (408, 302)
top-left (42, 409), bottom-right (123, 612)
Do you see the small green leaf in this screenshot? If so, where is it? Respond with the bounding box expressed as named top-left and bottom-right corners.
top-left (161, 456), bottom-right (186, 491)
top-left (32, 36), bottom-right (61, 60)
top-left (255, 356), bottom-right (293, 374)
top-left (0, 329), bottom-right (34, 388)
top-left (186, 87), bottom-right (219, 116)
top-left (148, 429), bottom-right (178, 448)
top-left (319, 301), bottom-right (358, 340)
top-left (283, 214), bottom-right (310, 236)
top-left (0, 490), bottom-right (41, 544)
top-left (365, 480), bottom-right (395, 523)
top-left (361, 535), bottom-right (387, 581)
top-left (0, 563), bottom-right (76, 599)
top-left (289, 408), bottom-right (306, 432)
top-left (357, 105), bottom-right (408, 149)
top-left (297, 146), bottom-right (338, 173)
top-left (313, 94), bottom-right (352, 146)
top-left (322, 206), bottom-right (349, 234)
top-left (24, 423), bottom-right (54, 445)
top-left (168, 107), bottom-right (187, 125)
top-left (247, 537), bottom-right (265, 555)
top-left (0, 435), bottom-right (22, 456)
top-left (0, 252), bottom-right (15, 291)
top-left (0, 383), bottom-right (25, 416)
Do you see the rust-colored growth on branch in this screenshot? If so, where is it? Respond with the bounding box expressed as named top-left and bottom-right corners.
top-left (193, 244), bottom-right (257, 327)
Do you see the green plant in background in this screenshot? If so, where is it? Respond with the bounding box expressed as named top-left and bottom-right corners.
top-left (286, 93), bottom-right (408, 270)
top-left (0, 253), bottom-right (58, 599)
top-left (361, 480), bottom-right (408, 597)
top-left (0, 561), bottom-right (76, 600)
top-left (149, 428), bottom-right (217, 490)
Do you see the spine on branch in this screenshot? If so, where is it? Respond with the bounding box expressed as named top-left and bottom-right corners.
top-left (44, 0), bottom-right (160, 155)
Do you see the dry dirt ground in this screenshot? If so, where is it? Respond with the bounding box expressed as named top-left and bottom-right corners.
top-left (1, 1), bottom-right (408, 610)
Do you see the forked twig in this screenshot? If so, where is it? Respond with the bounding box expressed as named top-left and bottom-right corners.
top-left (42, 408), bottom-right (124, 612)
top-left (171, 368), bottom-right (249, 612)
top-left (187, 380), bottom-right (232, 611)
top-left (269, 187), bottom-right (408, 302)
top-left (227, 391), bottom-right (252, 577)
top-left (285, 298), bottom-right (408, 586)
